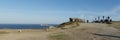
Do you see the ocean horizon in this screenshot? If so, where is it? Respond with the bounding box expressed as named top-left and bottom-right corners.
top-left (0, 24), bottom-right (58, 29)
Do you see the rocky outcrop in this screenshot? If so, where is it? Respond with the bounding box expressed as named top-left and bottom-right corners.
top-left (69, 18), bottom-right (84, 23)
top-left (57, 18), bottom-right (84, 28)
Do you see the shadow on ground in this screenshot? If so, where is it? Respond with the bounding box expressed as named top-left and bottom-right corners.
top-left (92, 33), bottom-right (120, 38)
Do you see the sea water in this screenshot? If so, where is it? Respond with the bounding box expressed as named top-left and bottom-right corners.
top-left (0, 24), bottom-right (58, 29)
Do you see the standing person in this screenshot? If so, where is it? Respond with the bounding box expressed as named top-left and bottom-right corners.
top-left (69, 18), bottom-right (73, 22)
top-left (102, 16), bottom-right (105, 20)
top-left (98, 16), bottom-right (100, 21)
top-left (100, 19), bottom-right (103, 23)
top-left (107, 16), bottom-right (110, 23)
top-left (105, 16), bottom-right (111, 24)
top-left (110, 19), bottom-right (112, 22)
top-left (102, 16), bottom-right (105, 23)
top-left (94, 18), bottom-right (97, 23)
top-left (107, 16), bottom-right (110, 19)
top-left (95, 18), bottom-right (97, 21)
top-left (87, 20), bottom-right (89, 23)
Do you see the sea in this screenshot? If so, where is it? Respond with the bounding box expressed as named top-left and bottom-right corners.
top-left (0, 24), bottom-right (58, 29)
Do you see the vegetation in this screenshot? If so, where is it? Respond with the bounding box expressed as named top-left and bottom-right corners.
top-left (49, 33), bottom-right (69, 40)
top-left (0, 31), bottom-right (9, 34)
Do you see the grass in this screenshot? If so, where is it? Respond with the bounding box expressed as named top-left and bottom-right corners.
top-left (49, 33), bottom-right (69, 40)
top-left (0, 31), bottom-right (9, 34)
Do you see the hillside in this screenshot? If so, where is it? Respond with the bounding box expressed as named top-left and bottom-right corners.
top-left (0, 23), bottom-right (120, 40)
top-left (62, 23), bottom-right (120, 40)
top-left (108, 21), bottom-right (120, 30)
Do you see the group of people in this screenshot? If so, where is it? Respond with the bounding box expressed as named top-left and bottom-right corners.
top-left (87, 16), bottom-right (112, 24)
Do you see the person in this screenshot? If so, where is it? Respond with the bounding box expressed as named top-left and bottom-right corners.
top-left (98, 16), bottom-right (100, 21)
top-left (107, 16), bottom-right (110, 19)
top-left (100, 19), bottom-right (103, 23)
top-left (110, 19), bottom-right (112, 22)
top-left (87, 20), bottom-right (89, 23)
top-left (102, 16), bottom-right (105, 20)
top-left (69, 18), bottom-right (73, 22)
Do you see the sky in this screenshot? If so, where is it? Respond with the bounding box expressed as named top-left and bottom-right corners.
top-left (0, 0), bottom-right (120, 24)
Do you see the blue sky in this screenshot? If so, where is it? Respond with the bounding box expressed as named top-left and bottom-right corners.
top-left (0, 0), bottom-right (120, 24)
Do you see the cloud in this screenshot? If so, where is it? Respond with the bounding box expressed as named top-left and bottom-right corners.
top-left (111, 5), bottom-right (120, 13)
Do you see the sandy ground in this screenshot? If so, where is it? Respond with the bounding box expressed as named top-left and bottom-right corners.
top-left (0, 23), bottom-right (120, 40)
top-left (67, 23), bottom-right (120, 40)
top-left (0, 29), bottom-right (50, 40)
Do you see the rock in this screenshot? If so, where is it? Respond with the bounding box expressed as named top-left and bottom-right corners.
top-left (57, 18), bottom-right (84, 28)
top-left (69, 18), bottom-right (84, 23)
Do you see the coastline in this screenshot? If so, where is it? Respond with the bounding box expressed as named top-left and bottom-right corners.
top-left (0, 29), bottom-right (46, 33)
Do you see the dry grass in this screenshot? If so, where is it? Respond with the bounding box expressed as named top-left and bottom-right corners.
top-left (49, 33), bottom-right (70, 40)
top-left (0, 31), bottom-right (9, 34)
top-left (108, 21), bottom-right (120, 30)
